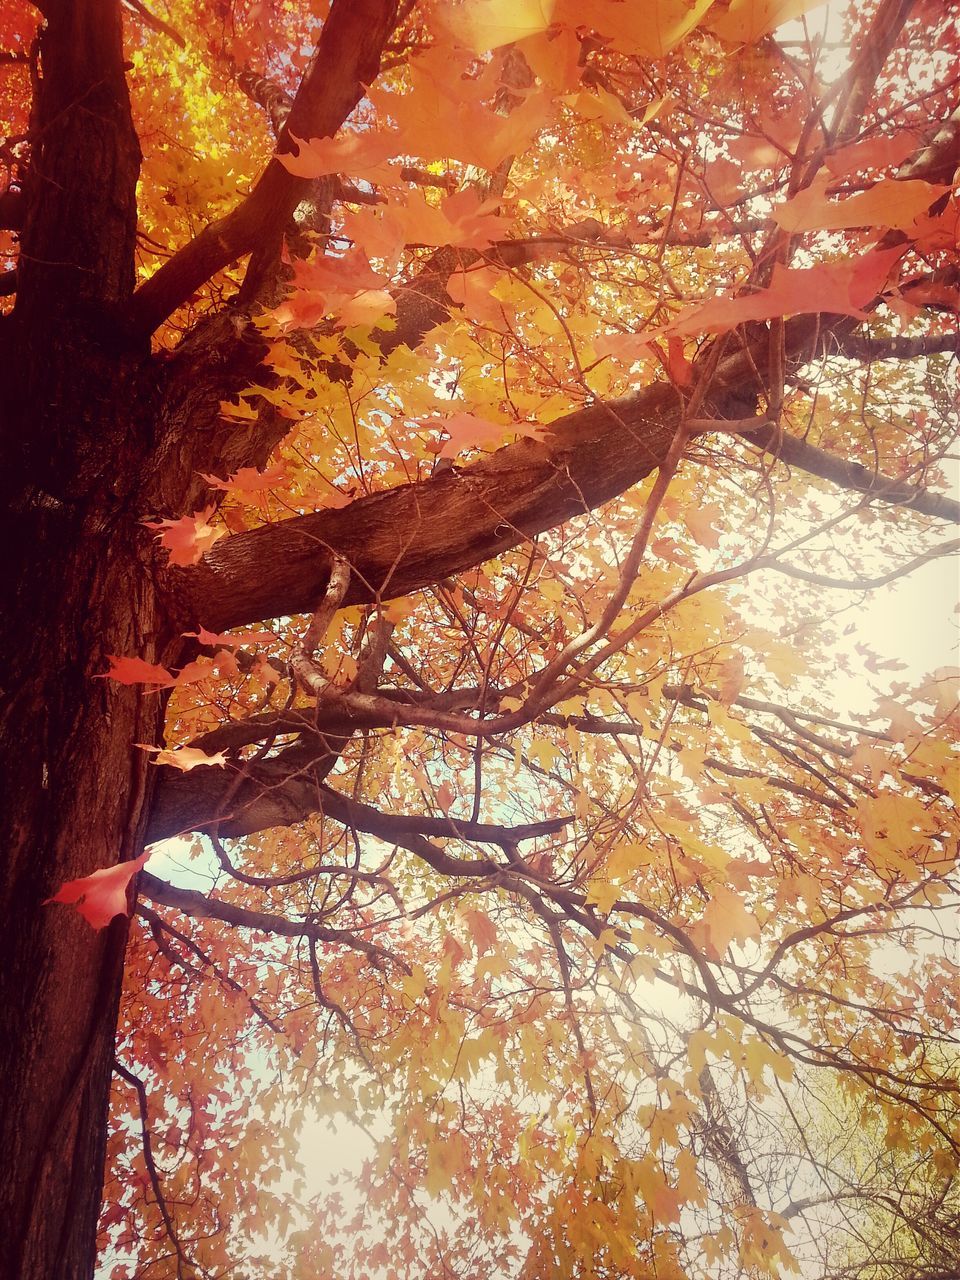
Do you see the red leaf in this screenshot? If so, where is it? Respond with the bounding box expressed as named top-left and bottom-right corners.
top-left (97, 656), bottom-right (176, 687)
top-left (183, 626), bottom-right (276, 648)
top-left (143, 507), bottom-right (225, 567)
top-left (45, 850), bottom-right (152, 930)
top-left (462, 907), bottom-right (498, 956)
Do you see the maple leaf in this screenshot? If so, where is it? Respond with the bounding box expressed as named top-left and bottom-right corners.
top-left (441, 0), bottom-right (556, 54)
top-left (372, 52), bottom-right (553, 171)
top-left (672, 245), bottom-right (904, 334)
top-left (97, 655), bottom-right (215, 689)
top-left (706, 0), bottom-right (827, 43)
top-left (199, 465), bottom-right (287, 495)
top-left (432, 411), bottom-right (509, 459)
top-left (773, 175), bottom-right (948, 235)
top-left (691, 887), bottom-right (762, 960)
top-left (824, 130), bottom-right (925, 179)
top-left (562, 87), bottom-right (660, 132)
top-left (462, 908), bottom-right (498, 956)
top-left (143, 507), bottom-right (226, 567)
top-left (556, 0), bottom-right (716, 56)
top-left (277, 130), bottom-right (397, 182)
top-left (182, 626), bottom-right (275, 648)
top-left (97, 655), bottom-right (176, 687)
top-left (45, 850), bottom-right (152, 930)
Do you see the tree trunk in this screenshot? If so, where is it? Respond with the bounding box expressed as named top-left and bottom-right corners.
top-left (0, 4), bottom-right (155, 1274)
top-left (0, 522), bottom-right (162, 1279)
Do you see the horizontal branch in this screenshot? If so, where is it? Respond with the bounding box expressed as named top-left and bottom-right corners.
top-left (149, 732), bottom-right (569, 853)
top-left (835, 331), bottom-right (958, 362)
top-left (175, 313), bottom-right (958, 631)
top-left (147, 738), bottom-right (344, 841)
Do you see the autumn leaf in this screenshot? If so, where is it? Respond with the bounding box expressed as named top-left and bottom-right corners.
top-left (706, 0), bottom-right (827, 43)
top-left (672, 245), bottom-right (904, 334)
top-left (98, 655), bottom-right (216, 689)
top-left (199, 465), bottom-right (288, 496)
top-left (441, 0), bottom-right (556, 54)
top-left (690, 887), bottom-right (762, 960)
top-left (557, 0), bottom-right (716, 56)
top-left (824, 130), bottom-right (925, 179)
top-left (97, 656), bottom-right (176, 687)
top-left (182, 626), bottom-right (276, 648)
top-left (138, 744), bottom-right (229, 771)
top-left (773, 175), bottom-right (948, 235)
top-left (277, 130), bottom-right (397, 182)
top-left (143, 506), bottom-right (225, 567)
top-left (372, 53), bottom-right (553, 171)
top-left (461, 907), bottom-right (498, 956)
top-left (433, 411), bottom-right (512, 459)
top-left (45, 849), bottom-right (152, 930)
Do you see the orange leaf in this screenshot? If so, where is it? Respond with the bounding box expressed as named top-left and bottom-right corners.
top-left (672, 245), bottom-right (904, 335)
top-left (182, 626), bottom-right (275, 648)
top-left (462, 907), bottom-right (498, 956)
top-left (277, 130), bottom-right (397, 182)
top-left (433, 411), bottom-right (512, 459)
top-left (691, 887), bottom-right (761, 960)
top-left (199, 465), bottom-right (287, 495)
top-left (441, 0), bottom-right (556, 54)
top-left (373, 53), bottom-right (552, 171)
top-left (555, 0), bottom-right (715, 57)
top-left (139, 744), bottom-right (229, 771)
top-left (824, 131), bottom-right (925, 180)
top-left (773, 175), bottom-right (948, 235)
top-left (706, 0), bottom-right (826, 44)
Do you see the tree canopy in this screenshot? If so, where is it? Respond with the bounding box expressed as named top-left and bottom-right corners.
top-left (1, 1), bottom-right (958, 1278)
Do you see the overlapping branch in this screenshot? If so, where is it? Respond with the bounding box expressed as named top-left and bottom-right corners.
top-left (127, 0), bottom-right (400, 336)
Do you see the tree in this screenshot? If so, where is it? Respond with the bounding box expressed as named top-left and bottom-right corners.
top-left (0, 0), bottom-right (958, 1275)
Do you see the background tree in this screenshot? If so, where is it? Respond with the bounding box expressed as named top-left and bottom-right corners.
top-left (0, 0), bottom-right (958, 1277)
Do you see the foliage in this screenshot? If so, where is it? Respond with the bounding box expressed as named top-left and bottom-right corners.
top-left (2, 0), bottom-right (958, 1277)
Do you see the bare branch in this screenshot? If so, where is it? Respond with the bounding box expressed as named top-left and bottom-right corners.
top-left (140, 871), bottom-right (405, 970)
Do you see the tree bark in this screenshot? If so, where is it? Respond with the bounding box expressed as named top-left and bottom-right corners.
top-left (0, 5), bottom-right (159, 1276)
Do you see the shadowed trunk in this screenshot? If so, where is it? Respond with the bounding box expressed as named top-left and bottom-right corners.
top-left (0, 4), bottom-right (156, 1274)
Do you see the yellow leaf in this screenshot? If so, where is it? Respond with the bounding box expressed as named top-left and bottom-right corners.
top-left (707, 0), bottom-right (826, 43)
top-left (443, 0), bottom-right (556, 54)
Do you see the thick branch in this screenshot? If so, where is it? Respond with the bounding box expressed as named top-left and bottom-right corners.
top-left (0, 188), bottom-right (21, 230)
top-left (175, 315), bottom-right (958, 632)
top-left (149, 733), bottom-right (570, 850)
top-left (835, 331), bottom-right (958, 362)
top-left (127, 0), bottom-right (399, 336)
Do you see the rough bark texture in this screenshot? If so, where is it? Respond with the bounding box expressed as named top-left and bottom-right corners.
top-left (0, 4), bottom-right (158, 1275)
